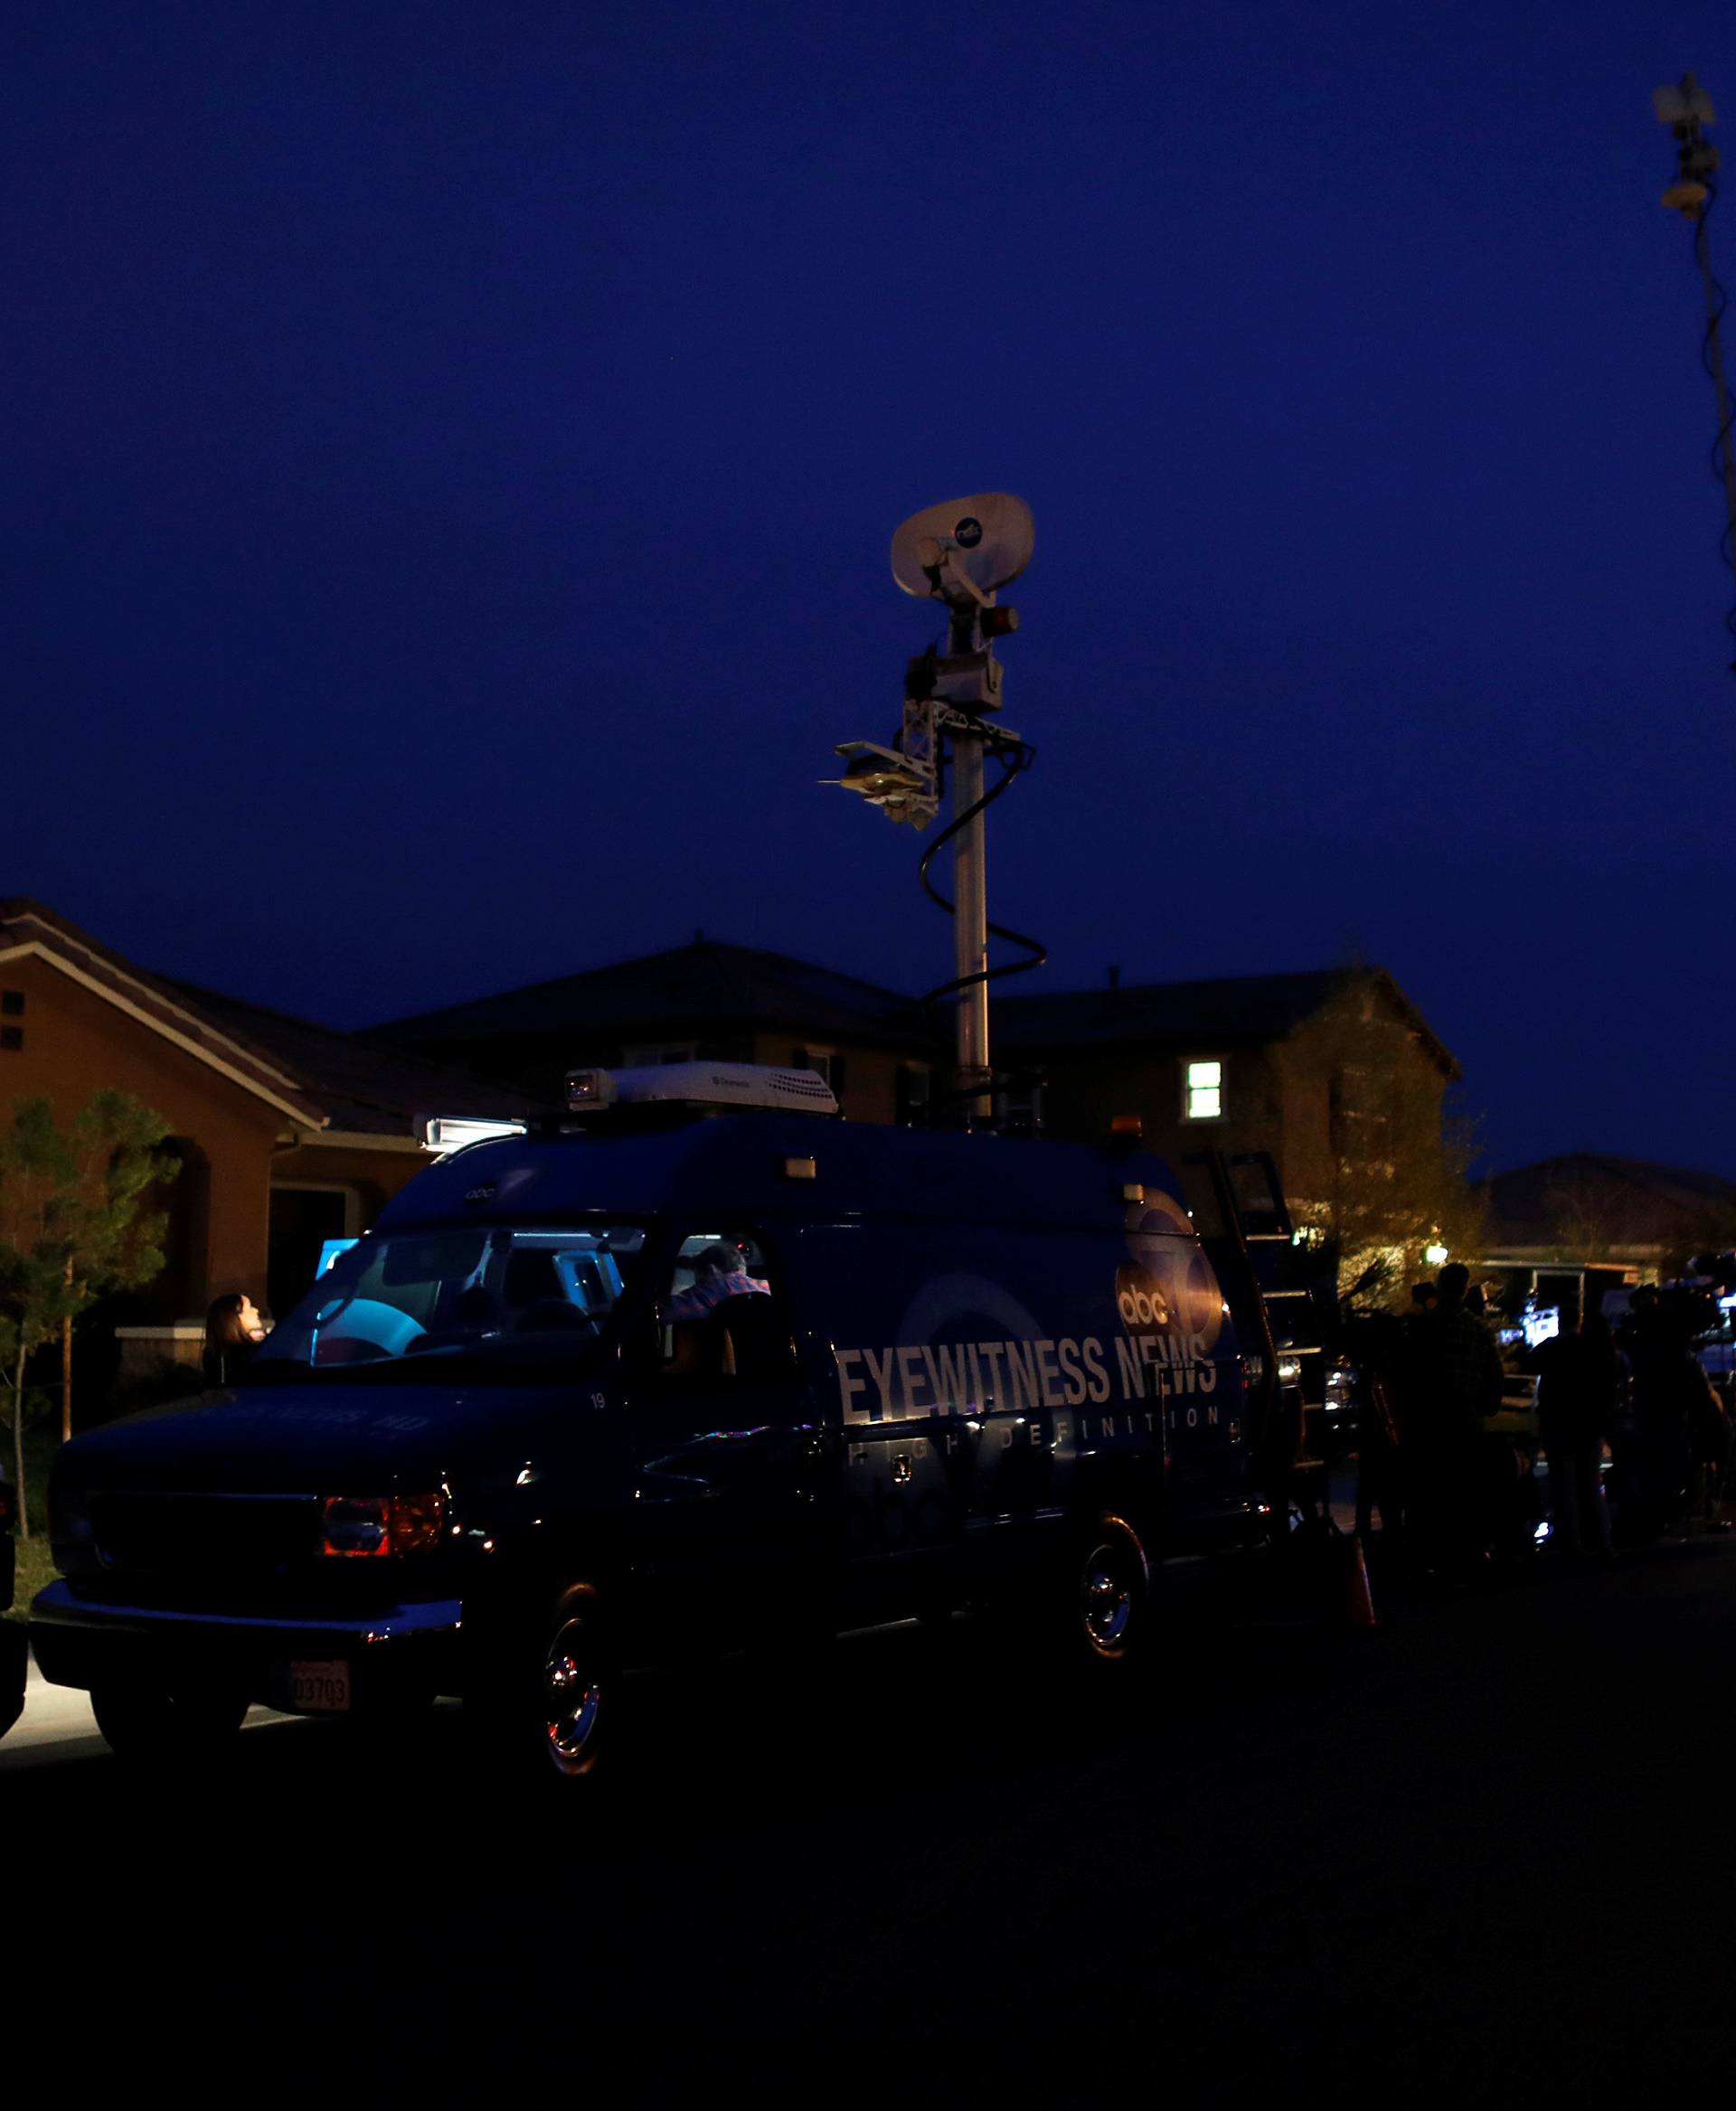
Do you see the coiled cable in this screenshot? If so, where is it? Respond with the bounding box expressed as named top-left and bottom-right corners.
top-left (912, 720), bottom-right (1046, 1014)
top-left (1689, 179), bottom-right (1736, 664)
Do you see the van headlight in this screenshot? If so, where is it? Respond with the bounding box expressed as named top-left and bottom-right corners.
top-left (49, 1492), bottom-right (94, 1548)
top-left (320, 1493), bottom-right (448, 1558)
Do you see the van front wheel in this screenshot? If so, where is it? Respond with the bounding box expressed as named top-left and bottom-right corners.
top-left (540, 1588), bottom-right (609, 1781)
top-left (1073, 1514), bottom-right (1151, 1663)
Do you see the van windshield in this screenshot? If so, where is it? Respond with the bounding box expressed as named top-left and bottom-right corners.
top-left (248, 1225), bottom-right (646, 1383)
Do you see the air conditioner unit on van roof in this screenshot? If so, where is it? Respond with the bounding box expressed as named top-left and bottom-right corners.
top-left (564, 1061), bottom-right (839, 1117)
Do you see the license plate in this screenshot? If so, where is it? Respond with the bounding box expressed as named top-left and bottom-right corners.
top-left (284, 1659), bottom-right (351, 1713)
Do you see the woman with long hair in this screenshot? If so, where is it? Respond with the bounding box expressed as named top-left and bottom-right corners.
top-left (203, 1292), bottom-right (267, 1386)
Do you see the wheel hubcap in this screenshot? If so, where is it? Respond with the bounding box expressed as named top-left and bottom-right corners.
top-left (543, 1622), bottom-right (602, 1774)
top-left (1081, 1544), bottom-right (1134, 1649)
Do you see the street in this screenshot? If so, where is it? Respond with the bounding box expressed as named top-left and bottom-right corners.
top-left (7, 1533), bottom-right (1734, 2094)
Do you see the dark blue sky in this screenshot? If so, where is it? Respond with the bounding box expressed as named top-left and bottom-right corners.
top-left (5, 3), bottom-right (1734, 1175)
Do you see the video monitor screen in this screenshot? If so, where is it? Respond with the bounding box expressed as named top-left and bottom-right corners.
top-left (1522, 1305), bottom-right (1561, 1350)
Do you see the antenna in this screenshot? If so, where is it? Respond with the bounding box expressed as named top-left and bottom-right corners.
top-left (824, 494), bottom-right (1044, 1126)
top-left (1654, 71), bottom-right (1736, 668)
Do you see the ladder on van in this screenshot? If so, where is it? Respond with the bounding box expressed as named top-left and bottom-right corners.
top-left (1188, 1148), bottom-right (1335, 1522)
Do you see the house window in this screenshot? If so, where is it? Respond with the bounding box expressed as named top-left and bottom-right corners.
top-left (792, 1047), bottom-right (844, 1096)
top-left (896, 1064), bottom-right (932, 1125)
top-left (1183, 1058), bottom-right (1224, 1121)
top-left (0, 991), bottom-right (22, 1015)
top-left (623, 1042), bottom-right (696, 1067)
top-left (1331, 1064), bottom-right (1388, 1154)
top-left (995, 1077), bottom-right (1044, 1136)
top-left (0, 1026), bottom-right (20, 1053)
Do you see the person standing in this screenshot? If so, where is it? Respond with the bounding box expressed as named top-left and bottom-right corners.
top-left (1620, 1290), bottom-right (1697, 1546)
top-left (203, 1292), bottom-right (267, 1386)
top-left (1534, 1309), bottom-right (1618, 1560)
top-left (1405, 1262), bottom-right (1505, 1574)
top-left (667, 1243), bottom-right (769, 1322)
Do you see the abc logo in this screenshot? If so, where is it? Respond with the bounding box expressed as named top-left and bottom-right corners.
top-left (1116, 1264), bottom-right (1172, 1332)
top-left (1116, 1256), bottom-right (1225, 1352)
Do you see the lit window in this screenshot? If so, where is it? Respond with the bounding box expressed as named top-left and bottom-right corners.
top-left (1184, 1059), bottom-right (1223, 1121)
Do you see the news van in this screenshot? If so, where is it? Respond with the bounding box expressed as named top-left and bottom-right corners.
top-left (31, 1063), bottom-right (1259, 1782)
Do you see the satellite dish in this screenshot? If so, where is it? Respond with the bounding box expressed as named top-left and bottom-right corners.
top-left (891, 492), bottom-right (1034, 601)
top-left (1655, 79), bottom-right (1716, 127)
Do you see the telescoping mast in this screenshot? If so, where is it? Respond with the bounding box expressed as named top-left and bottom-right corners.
top-left (824, 494), bottom-right (1044, 1126)
top-left (1654, 73), bottom-right (1736, 669)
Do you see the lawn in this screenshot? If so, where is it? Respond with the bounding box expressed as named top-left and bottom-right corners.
top-left (5, 1422), bottom-right (63, 1621)
top-left (9, 1530), bottom-right (57, 1617)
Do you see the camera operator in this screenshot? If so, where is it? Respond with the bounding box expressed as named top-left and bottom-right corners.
top-left (1616, 1286), bottom-right (1725, 1545)
top-left (1535, 1307), bottom-right (1618, 1561)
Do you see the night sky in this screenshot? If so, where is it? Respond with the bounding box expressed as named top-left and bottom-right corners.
top-left (5, 3), bottom-right (1734, 1176)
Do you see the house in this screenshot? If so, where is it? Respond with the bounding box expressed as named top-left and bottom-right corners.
top-left (373, 938), bottom-right (940, 1126)
top-left (377, 941), bottom-right (1458, 1230)
top-left (993, 964), bottom-right (1459, 1215)
top-left (1479, 1152), bottom-right (1736, 1291)
top-left (1470, 1152), bottom-right (1736, 1338)
top-left (0, 900), bottom-right (535, 1360)
top-left (0, 895), bottom-right (1462, 1365)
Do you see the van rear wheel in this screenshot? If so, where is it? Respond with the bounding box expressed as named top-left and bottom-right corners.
top-left (1072, 1514), bottom-right (1151, 1664)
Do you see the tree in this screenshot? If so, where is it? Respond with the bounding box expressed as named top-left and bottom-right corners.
top-left (1287, 987), bottom-right (1487, 1307)
top-left (0, 1092), bottom-right (176, 1537)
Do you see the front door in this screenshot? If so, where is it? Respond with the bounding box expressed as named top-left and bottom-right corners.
top-left (268, 1186), bottom-right (352, 1322)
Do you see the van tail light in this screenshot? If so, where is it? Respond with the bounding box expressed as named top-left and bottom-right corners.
top-left (320, 1492), bottom-right (447, 1558)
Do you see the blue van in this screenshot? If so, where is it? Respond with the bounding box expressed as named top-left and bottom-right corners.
top-left (31, 1064), bottom-right (1256, 1780)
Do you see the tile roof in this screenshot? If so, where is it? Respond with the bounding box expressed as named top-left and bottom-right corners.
top-left (994, 969), bottom-right (1344, 1049)
top-left (1481, 1153), bottom-right (1736, 1251)
top-left (0, 897), bottom-right (536, 1138)
top-left (373, 945), bottom-right (1458, 1078)
top-left (370, 938), bottom-right (934, 1051)
top-left (995, 965), bottom-right (1458, 1077)
top-left (161, 980), bottom-right (541, 1136)
top-left (0, 896), bottom-right (329, 1127)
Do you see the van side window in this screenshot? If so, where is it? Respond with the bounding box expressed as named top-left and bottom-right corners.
top-left (657, 1232), bottom-right (795, 1384)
